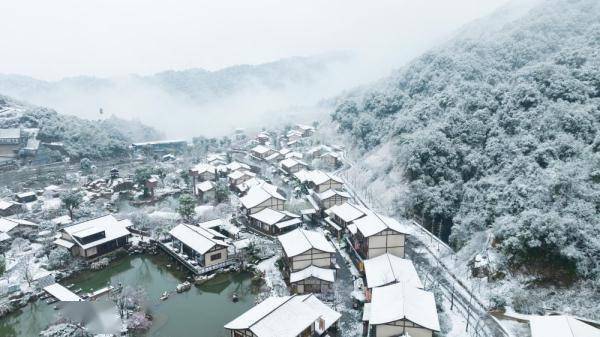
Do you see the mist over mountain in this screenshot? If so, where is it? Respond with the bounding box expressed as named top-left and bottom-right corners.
top-left (332, 0), bottom-right (600, 289)
top-left (0, 52), bottom-right (371, 139)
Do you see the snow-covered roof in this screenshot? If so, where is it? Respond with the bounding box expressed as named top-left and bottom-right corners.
top-left (326, 202), bottom-right (367, 223)
top-left (224, 294), bottom-right (339, 337)
top-left (169, 224), bottom-right (228, 255)
top-left (284, 151), bottom-right (303, 159)
top-left (278, 228), bottom-right (335, 257)
top-left (363, 253), bottom-right (423, 289)
top-left (0, 128), bottom-right (20, 139)
top-left (280, 158), bottom-right (305, 169)
top-left (44, 283), bottom-right (83, 302)
top-left (0, 217), bottom-right (37, 233)
top-left (226, 161), bottom-right (251, 171)
top-left (250, 208), bottom-right (287, 225)
top-left (290, 265), bottom-right (335, 283)
top-left (228, 169), bottom-right (255, 180)
top-left (240, 183), bottom-right (286, 209)
top-left (53, 238), bottom-right (75, 249)
top-left (353, 213), bottom-right (410, 237)
top-left (251, 144), bottom-right (271, 154)
top-left (190, 163), bottom-right (216, 175)
top-left (279, 148), bottom-right (291, 155)
top-left (198, 219), bottom-right (224, 230)
top-left (0, 200), bottom-right (20, 211)
top-left (320, 151), bottom-right (340, 159)
top-left (265, 152), bottom-right (281, 161)
top-left (196, 181), bottom-right (215, 192)
top-left (530, 315), bottom-right (600, 337)
top-left (310, 170), bottom-right (343, 185)
top-left (275, 218), bottom-right (302, 230)
top-left (0, 232), bottom-right (11, 242)
top-left (293, 169), bottom-right (313, 183)
top-left (368, 283), bottom-right (440, 331)
top-left (63, 215), bottom-right (132, 250)
top-left (316, 189), bottom-right (350, 201)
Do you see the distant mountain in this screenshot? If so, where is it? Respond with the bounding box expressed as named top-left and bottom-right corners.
top-left (0, 53), bottom-right (357, 138)
top-left (333, 0), bottom-right (600, 288)
top-left (0, 94), bottom-right (162, 159)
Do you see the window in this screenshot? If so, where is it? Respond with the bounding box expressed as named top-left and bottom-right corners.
top-left (210, 253), bottom-right (222, 261)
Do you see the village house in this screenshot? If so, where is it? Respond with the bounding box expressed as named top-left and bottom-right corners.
top-left (248, 208), bottom-right (301, 235)
top-left (363, 253), bottom-right (423, 301)
top-left (256, 132), bottom-right (271, 145)
top-left (0, 200), bottom-right (23, 217)
top-left (250, 144), bottom-right (274, 160)
top-left (363, 283), bottom-right (440, 337)
top-left (0, 128), bottom-right (23, 158)
top-left (54, 215), bottom-right (132, 258)
top-left (0, 217), bottom-right (39, 242)
top-left (145, 176), bottom-right (158, 197)
top-left (295, 124), bottom-right (315, 137)
top-left (131, 139), bottom-right (187, 156)
top-left (225, 161), bottom-right (251, 173)
top-left (15, 191), bottom-right (37, 203)
top-left (312, 189), bottom-right (351, 210)
top-left (529, 315), bottom-right (600, 337)
top-left (224, 294), bottom-right (341, 337)
top-left (325, 202), bottom-right (368, 229)
top-left (303, 170), bottom-right (344, 193)
top-left (235, 177), bottom-right (264, 195)
top-left (277, 228), bottom-right (336, 293)
top-left (305, 145), bottom-right (331, 160)
top-left (228, 170), bottom-right (257, 187)
top-left (348, 213), bottom-right (409, 260)
top-left (168, 223), bottom-right (229, 267)
top-left (280, 158), bottom-right (308, 175)
top-left (199, 219), bottom-right (240, 239)
top-left (284, 151), bottom-right (303, 160)
top-left (196, 180), bottom-right (216, 202)
top-left (207, 153), bottom-right (227, 166)
top-left (190, 163), bottom-right (217, 182)
top-left (320, 151), bottom-right (340, 167)
top-left (239, 183), bottom-right (286, 215)
top-left (265, 152), bottom-right (281, 163)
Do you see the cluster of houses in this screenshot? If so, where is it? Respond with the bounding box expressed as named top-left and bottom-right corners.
top-left (219, 126), bottom-right (442, 337)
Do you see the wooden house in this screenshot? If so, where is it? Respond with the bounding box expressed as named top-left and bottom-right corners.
top-left (304, 170), bottom-right (344, 193)
top-left (169, 223), bottom-right (229, 267)
top-left (0, 128), bottom-right (22, 158)
top-left (312, 189), bottom-right (350, 210)
top-left (190, 163), bottom-right (217, 182)
top-left (228, 170), bottom-right (256, 186)
top-left (0, 217), bottom-right (39, 241)
top-left (239, 183), bottom-right (286, 215)
top-left (278, 228), bottom-right (336, 292)
top-left (224, 294), bottom-right (341, 337)
top-left (248, 208), bottom-right (301, 235)
top-left (320, 152), bottom-right (340, 167)
top-left (295, 124), bottom-right (315, 137)
top-left (55, 215), bottom-right (132, 258)
top-left (196, 181), bottom-right (216, 202)
top-left (15, 191), bottom-right (37, 203)
top-left (280, 158), bottom-right (308, 175)
top-left (363, 283), bottom-right (440, 337)
top-left (348, 213), bottom-right (409, 260)
top-left (325, 202), bottom-right (368, 228)
top-left (0, 200), bottom-right (23, 217)
top-left (250, 145), bottom-right (274, 160)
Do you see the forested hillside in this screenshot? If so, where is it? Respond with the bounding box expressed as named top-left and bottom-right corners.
top-left (332, 0), bottom-right (600, 280)
top-left (0, 95), bottom-right (162, 159)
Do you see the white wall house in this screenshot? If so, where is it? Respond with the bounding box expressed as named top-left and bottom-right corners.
top-left (169, 223), bottom-right (229, 267)
top-left (239, 183), bottom-right (286, 215)
top-left (56, 215), bottom-right (132, 258)
top-left (348, 213), bottom-right (409, 260)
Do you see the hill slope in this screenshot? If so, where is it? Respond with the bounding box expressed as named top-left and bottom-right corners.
top-left (332, 0), bottom-right (600, 281)
top-left (0, 95), bottom-right (161, 159)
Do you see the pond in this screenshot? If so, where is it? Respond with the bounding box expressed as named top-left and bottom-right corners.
top-left (0, 254), bottom-right (257, 337)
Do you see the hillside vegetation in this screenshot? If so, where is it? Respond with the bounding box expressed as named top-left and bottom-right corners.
top-left (0, 95), bottom-right (162, 159)
top-left (332, 0), bottom-right (600, 280)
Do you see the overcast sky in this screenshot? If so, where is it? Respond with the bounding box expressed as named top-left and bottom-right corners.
top-left (0, 0), bottom-right (509, 80)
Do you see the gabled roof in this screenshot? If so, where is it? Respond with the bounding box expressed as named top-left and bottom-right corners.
top-left (63, 215), bottom-right (131, 250)
top-left (0, 217), bottom-right (38, 233)
top-left (363, 253), bottom-right (423, 289)
top-left (190, 163), bottom-right (216, 175)
top-left (250, 208), bottom-right (287, 225)
top-left (251, 144), bottom-right (272, 154)
top-left (240, 183), bottom-right (286, 209)
top-left (265, 152), bottom-right (281, 161)
top-left (228, 169), bottom-right (256, 180)
top-left (290, 265), bottom-right (335, 283)
top-left (280, 158), bottom-right (306, 169)
top-left (316, 189), bottom-right (351, 201)
top-left (196, 180), bottom-right (215, 192)
top-left (326, 202), bottom-right (368, 223)
top-left (226, 161), bottom-right (251, 171)
top-left (224, 294), bottom-right (340, 337)
top-left (169, 223), bottom-right (228, 255)
top-left (368, 283), bottom-right (440, 331)
top-left (278, 228), bottom-right (335, 257)
top-left (0, 200), bottom-right (21, 211)
top-left (353, 213), bottom-right (410, 237)
top-left (530, 315), bottom-right (600, 337)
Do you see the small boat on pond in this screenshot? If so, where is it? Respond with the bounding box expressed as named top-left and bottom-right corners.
top-left (176, 281), bottom-right (192, 293)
